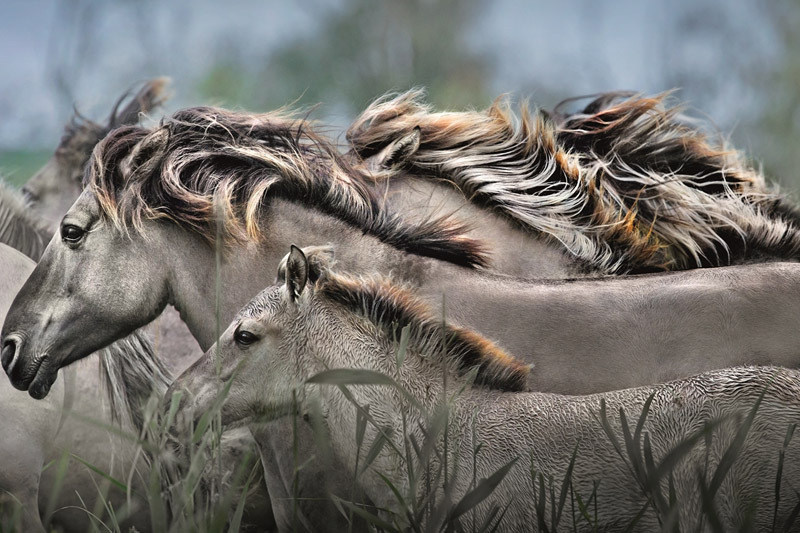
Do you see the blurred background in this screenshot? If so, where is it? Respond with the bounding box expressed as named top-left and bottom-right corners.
top-left (1, 0), bottom-right (798, 191)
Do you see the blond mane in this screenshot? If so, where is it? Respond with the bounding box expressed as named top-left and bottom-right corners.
top-left (347, 90), bottom-right (800, 273)
top-left (86, 106), bottom-right (487, 268)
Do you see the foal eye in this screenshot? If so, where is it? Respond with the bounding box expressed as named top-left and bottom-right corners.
top-left (61, 224), bottom-right (86, 244)
top-left (234, 329), bottom-right (259, 347)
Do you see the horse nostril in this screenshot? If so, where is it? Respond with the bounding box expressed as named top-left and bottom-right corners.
top-left (2, 339), bottom-right (17, 373)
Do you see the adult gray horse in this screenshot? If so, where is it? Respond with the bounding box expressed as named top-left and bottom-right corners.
top-left (5, 106), bottom-right (800, 529)
top-left (348, 90), bottom-right (800, 276)
top-left (0, 183), bottom-right (273, 531)
top-left (17, 77), bottom-right (203, 375)
top-left (169, 245), bottom-right (800, 531)
top-left (0, 241), bottom-right (169, 532)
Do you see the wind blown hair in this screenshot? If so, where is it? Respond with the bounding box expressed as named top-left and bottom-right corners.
top-left (315, 271), bottom-right (531, 392)
top-left (86, 106), bottom-right (488, 268)
top-left (54, 78), bottom-right (170, 185)
top-left (0, 181), bottom-right (50, 260)
top-left (347, 89), bottom-right (800, 273)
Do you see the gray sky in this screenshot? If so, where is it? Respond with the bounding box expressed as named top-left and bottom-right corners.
top-left (0, 0), bottom-right (783, 150)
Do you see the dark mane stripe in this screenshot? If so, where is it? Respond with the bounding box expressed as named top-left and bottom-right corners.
top-left (347, 90), bottom-right (800, 273)
top-left (316, 272), bottom-right (530, 392)
top-left (87, 107), bottom-right (488, 269)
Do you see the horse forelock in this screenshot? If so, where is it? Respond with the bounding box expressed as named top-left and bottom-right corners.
top-left (86, 105), bottom-right (488, 268)
top-left (316, 272), bottom-right (530, 392)
top-left (348, 90), bottom-right (800, 273)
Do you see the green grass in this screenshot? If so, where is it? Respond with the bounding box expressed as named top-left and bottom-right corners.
top-left (0, 150), bottom-right (50, 187)
top-left (3, 367), bottom-right (798, 532)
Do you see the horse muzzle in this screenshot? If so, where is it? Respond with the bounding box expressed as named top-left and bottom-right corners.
top-left (1, 336), bottom-right (58, 399)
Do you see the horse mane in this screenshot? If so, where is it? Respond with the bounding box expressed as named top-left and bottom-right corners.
top-left (97, 329), bottom-right (172, 431)
top-left (346, 89), bottom-right (800, 273)
top-left (0, 181), bottom-right (50, 261)
top-left (315, 271), bottom-right (531, 392)
top-left (85, 106), bottom-right (488, 269)
top-left (55, 78), bottom-right (170, 185)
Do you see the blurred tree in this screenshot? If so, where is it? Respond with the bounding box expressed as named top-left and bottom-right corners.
top-left (197, 0), bottom-right (492, 117)
top-left (752, 0), bottom-right (800, 191)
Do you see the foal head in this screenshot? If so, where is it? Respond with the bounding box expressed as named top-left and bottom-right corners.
top-left (170, 245), bottom-right (530, 428)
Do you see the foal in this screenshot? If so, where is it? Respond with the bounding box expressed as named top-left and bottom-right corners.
top-left (170, 246), bottom-right (800, 531)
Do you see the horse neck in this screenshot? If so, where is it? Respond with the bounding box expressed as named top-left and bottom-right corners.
top-left (381, 174), bottom-right (580, 279)
top-left (168, 198), bottom-right (454, 350)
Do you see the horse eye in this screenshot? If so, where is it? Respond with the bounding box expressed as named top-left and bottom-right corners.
top-left (234, 329), bottom-right (259, 347)
top-left (61, 224), bottom-right (85, 244)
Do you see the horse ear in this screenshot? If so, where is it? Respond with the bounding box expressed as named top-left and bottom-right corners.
top-left (286, 245), bottom-right (309, 301)
top-left (276, 244), bottom-right (335, 284)
top-left (373, 126), bottom-right (421, 170)
top-left (108, 77), bottom-right (171, 129)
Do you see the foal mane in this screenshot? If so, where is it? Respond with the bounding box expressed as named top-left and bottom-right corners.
top-left (316, 272), bottom-right (530, 392)
top-left (86, 105), bottom-right (487, 268)
top-left (0, 181), bottom-right (50, 261)
top-left (347, 90), bottom-right (800, 273)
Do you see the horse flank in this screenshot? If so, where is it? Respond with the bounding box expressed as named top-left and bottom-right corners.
top-left (347, 89), bottom-right (800, 273)
top-left (85, 106), bottom-right (488, 268)
top-left (314, 271), bottom-right (531, 391)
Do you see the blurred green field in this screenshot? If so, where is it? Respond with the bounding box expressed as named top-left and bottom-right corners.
top-left (0, 150), bottom-right (50, 188)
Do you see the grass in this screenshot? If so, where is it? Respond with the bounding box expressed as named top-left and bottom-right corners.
top-left (1, 240), bottom-right (798, 532)
top-left (0, 150), bottom-right (50, 187)
top-left (2, 363), bottom-right (799, 532)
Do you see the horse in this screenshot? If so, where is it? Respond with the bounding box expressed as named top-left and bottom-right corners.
top-left (6, 105), bottom-right (800, 529)
top-left (169, 245), bottom-right (800, 531)
top-left (18, 77), bottom-right (204, 376)
top-left (0, 180), bottom-right (50, 261)
top-left (348, 89), bottom-right (800, 276)
top-left (0, 180), bottom-right (275, 531)
top-left (0, 241), bottom-right (173, 532)
top-left (22, 78), bottom-right (169, 232)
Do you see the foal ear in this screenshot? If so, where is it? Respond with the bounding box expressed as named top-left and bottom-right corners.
top-left (286, 245), bottom-right (309, 301)
top-left (374, 126), bottom-right (421, 170)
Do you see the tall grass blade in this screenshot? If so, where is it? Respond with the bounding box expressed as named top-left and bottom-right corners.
top-left (307, 368), bottom-right (396, 386)
top-left (71, 454), bottom-right (131, 494)
top-left (707, 390), bottom-right (765, 498)
top-left (336, 498), bottom-right (397, 532)
top-left (448, 458), bottom-right (518, 522)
